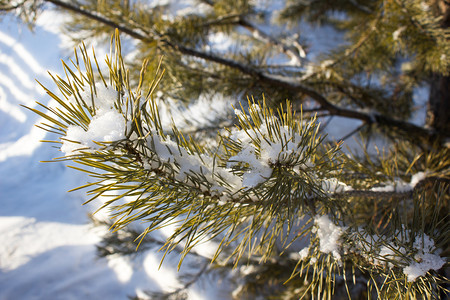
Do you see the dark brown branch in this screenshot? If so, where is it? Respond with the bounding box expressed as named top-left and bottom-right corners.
top-left (44, 0), bottom-right (440, 143)
top-left (165, 45), bottom-right (441, 142)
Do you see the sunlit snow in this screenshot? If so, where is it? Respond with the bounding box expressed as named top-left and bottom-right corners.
top-left (0, 12), bottom-right (227, 300)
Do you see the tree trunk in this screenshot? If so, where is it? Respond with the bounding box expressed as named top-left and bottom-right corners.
top-left (427, 75), bottom-right (450, 136)
top-left (426, 1), bottom-right (450, 137)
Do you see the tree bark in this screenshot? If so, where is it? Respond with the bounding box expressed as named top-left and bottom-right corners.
top-left (426, 1), bottom-right (450, 137)
top-left (427, 75), bottom-right (450, 136)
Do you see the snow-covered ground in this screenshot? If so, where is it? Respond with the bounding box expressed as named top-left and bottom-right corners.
top-left (0, 14), bottom-right (230, 300)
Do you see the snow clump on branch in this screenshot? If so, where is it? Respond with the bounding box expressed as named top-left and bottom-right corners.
top-left (403, 234), bottom-right (446, 282)
top-left (227, 106), bottom-right (305, 188)
top-left (370, 172), bottom-right (426, 193)
top-left (373, 232), bottom-right (446, 282)
top-left (61, 84), bottom-right (126, 155)
top-left (313, 214), bottom-right (346, 261)
top-left (298, 215), bottom-right (347, 264)
top-left (148, 133), bottom-right (243, 197)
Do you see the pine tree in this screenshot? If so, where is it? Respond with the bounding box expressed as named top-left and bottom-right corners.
top-left (2, 0), bottom-right (449, 299)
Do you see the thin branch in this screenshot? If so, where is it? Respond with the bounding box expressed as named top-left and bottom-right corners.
top-left (320, 115), bottom-right (334, 132)
top-left (237, 18), bottom-right (305, 65)
top-left (201, 0), bottom-right (306, 63)
top-left (349, 0), bottom-right (373, 14)
top-left (339, 123), bottom-right (367, 142)
top-left (296, 107), bottom-right (326, 113)
top-left (197, 13), bottom-right (241, 28)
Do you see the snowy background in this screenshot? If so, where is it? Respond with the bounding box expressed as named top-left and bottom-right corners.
top-left (0, 11), bottom-right (232, 300)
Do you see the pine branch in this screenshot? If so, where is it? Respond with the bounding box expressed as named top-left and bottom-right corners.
top-left (42, 0), bottom-right (442, 145)
top-left (166, 43), bottom-right (437, 142)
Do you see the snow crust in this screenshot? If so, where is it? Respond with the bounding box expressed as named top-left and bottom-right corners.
top-left (297, 215), bottom-right (346, 264)
top-left (298, 247), bottom-right (310, 261)
top-left (148, 131), bottom-right (243, 199)
top-left (299, 218), bottom-right (445, 283)
top-left (227, 143), bottom-right (273, 188)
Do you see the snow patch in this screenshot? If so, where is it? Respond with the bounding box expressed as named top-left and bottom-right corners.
top-left (298, 246), bottom-right (310, 261)
top-left (228, 108), bottom-right (305, 189)
top-left (227, 144), bottom-right (273, 188)
top-left (62, 110), bottom-right (126, 155)
top-left (314, 215), bottom-right (346, 261)
top-left (370, 172), bottom-right (426, 193)
top-left (393, 26), bottom-right (406, 41)
top-left (403, 235), bottom-right (446, 282)
top-left (321, 178), bottom-right (352, 194)
top-left (0, 216), bottom-right (101, 271)
top-left (371, 231), bottom-right (445, 282)
top-left (107, 254), bottom-right (134, 283)
top-left (61, 85), bottom-right (126, 155)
